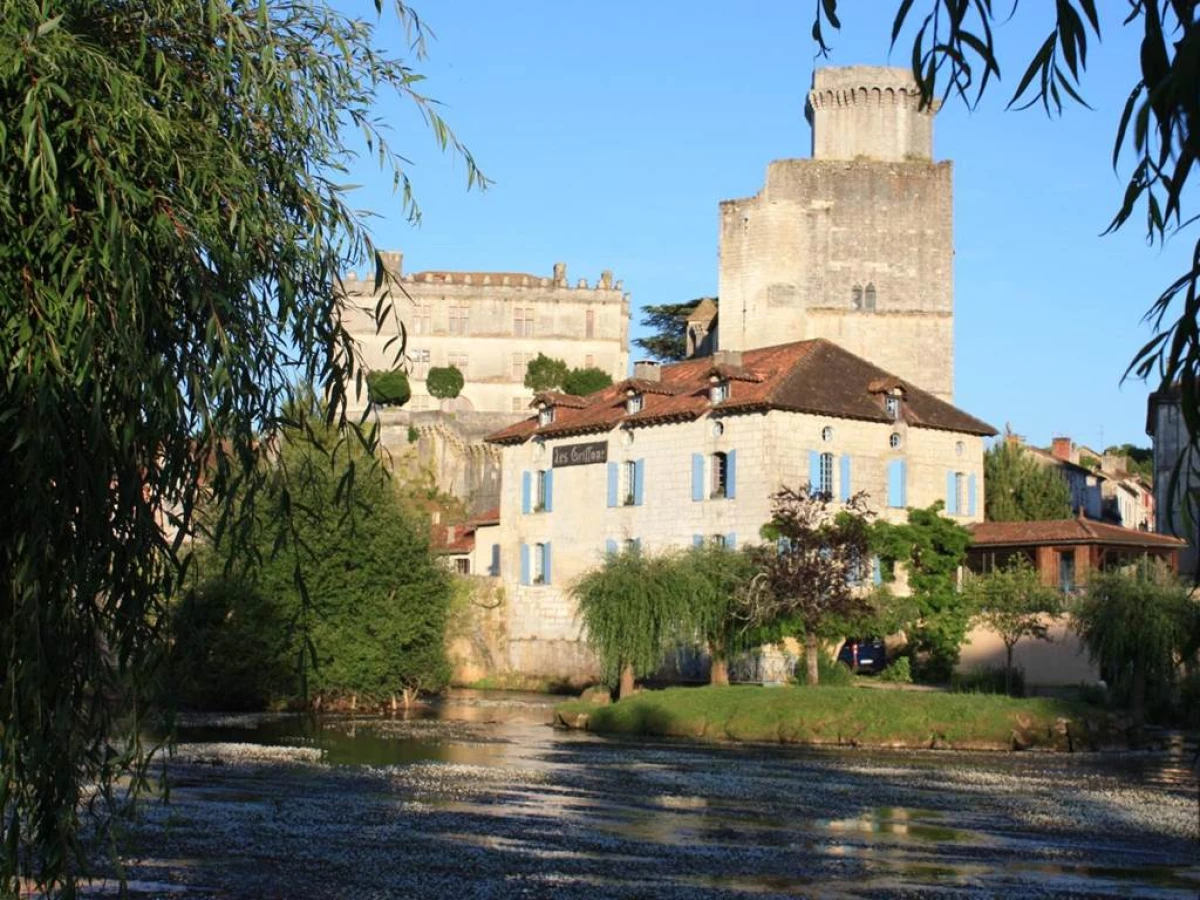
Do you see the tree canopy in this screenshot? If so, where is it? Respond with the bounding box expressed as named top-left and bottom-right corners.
top-left (562, 366), bottom-right (613, 397)
top-left (523, 354), bottom-right (613, 397)
top-left (0, 0), bottom-right (480, 891)
top-left (632, 299), bottom-right (709, 362)
top-left (984, 441), bottom-right (1072, 522)
top-left (426, 365), bottom-right (465, 400)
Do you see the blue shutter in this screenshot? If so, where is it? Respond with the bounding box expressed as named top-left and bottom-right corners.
top-left (887, 460), bottom-right (902, 508)
top-left (726, 532), bottom-right (736, 549)
top-left (606, 538), bottom-right (618, 555)
top-left (809, 450), bottom-right (820, 494)
top-left (519, 543), bottom-right (530, 585)
top-left (871, 556), bottom-right (882, 585)
top-left (521, 471), bottom-right (532, 514)
top-left (968, 473), bottom-right (977, 517)
top-left (946, 470), bottom-right (957, 515)
top-left (490, 544), bottom-right (500, 576)
top-left (901, 460), bottom-right (908, 507)
top-left (607, 462), bottom-right (618, 508)
top-left (633, 459), bottom-right (645, 506)
top-left (543, 541), bottom-right (552, 585)
top-left (726, 450), bottom-right (738, 499)
top-left (544, 470), bottom-right (554, 513)
top-left (692, 453), bottom-right (704, 502)
top-left (840, 454), bottom-right (851, 502)
top-left (693, 534), bottom-right (704, 547)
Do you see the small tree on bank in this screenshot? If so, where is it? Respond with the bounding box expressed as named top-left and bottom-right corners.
top-left (742, 488), bottom-right (874, 686)
top-left (964, 557), bottom-right (1062, 696)
top-left (677, 544), bottom-right (758, 686)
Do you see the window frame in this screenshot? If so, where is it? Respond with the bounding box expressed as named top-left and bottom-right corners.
top-left (622, 460), bottom-right (637, 506)
top-left (710, 451), bottom-right (729, 499)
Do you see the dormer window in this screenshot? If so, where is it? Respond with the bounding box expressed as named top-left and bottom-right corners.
top-left (626, 393), bottom-right (643, 415)
top-left (538, 406), bottom-right (555, 426)
top-left (710, 381), bottom-right (730, 404)
top-left (885, 396), bottom-right (900, 420)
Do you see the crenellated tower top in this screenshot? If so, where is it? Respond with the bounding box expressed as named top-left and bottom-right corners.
top-left (806, 66), bottom-right (939, 163)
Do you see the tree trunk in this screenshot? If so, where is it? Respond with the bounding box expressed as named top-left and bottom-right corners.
top-left (710, 656), bottom-right (729, 686)
top-left (618, 664), bottom-right (636, 700)
top-left (1004, 643), bottom-right (1015, 697)
top-left (806, 633), bottom-right (820, 686)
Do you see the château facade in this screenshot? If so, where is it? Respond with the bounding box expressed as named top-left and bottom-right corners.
top-left (340, 253), bottom-right (630, 415)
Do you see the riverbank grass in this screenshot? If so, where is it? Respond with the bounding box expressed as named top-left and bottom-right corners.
top-left (556, 685), bottom-right (1117, 750)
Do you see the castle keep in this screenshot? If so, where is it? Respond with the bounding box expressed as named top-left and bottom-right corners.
top-left (717, 66), bottom-right (954, 400)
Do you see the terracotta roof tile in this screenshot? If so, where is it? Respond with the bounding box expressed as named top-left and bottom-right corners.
top-left (486, 339), bottom-right (998, 444)
top-left (968, 518), bottom-right (1185, 549)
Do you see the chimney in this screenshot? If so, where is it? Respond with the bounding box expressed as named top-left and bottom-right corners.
top-left (378, 250), bottom-right (403, 278)
top-left (553, 262), bottom-right (567, 285)
top-left (633, 360), bottom-right (661, 382)
top-left (714, 349), bottom-right (743, 368)
top-left (1051, 436), bottom-right (1073, 461)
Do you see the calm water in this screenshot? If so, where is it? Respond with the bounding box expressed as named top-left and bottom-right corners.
top-left (113, 689), bottom-right (1200, 898)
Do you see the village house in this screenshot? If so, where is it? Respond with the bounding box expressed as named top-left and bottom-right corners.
top-left (481, 340), bottom-right (995, 679)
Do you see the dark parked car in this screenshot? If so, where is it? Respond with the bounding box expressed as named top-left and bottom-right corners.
top-left (837, 637), bottom-right (887, 674)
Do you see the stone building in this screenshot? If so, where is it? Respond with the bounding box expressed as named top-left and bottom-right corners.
top-left (715, 66), bottom-right (954, 400)
top-left (1147, 383), bottom-right (1199, 574)
top-left (480, 340), bottom-right (995, 680)
top-left (340, 252), bottom-right (630, 416)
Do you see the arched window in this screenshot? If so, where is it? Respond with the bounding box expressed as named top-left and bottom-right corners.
top-left (852, 285), bottom-right (863, 310)
top-left (864, 283), bottom-right (877, 312)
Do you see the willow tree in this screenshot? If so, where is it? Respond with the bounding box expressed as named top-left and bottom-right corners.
top-left (1074, 563), bottom-right (1194, 733)
top-left (572, 549), bottom-right (690, 698)
top-left (0, 1), bottom-right (481, 892)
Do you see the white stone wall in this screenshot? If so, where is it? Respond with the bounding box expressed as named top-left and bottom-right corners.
top-left (491, 409), bottom-right (986, 679)
top-left (809, 67), bottom-right (937, 163)
top-left (341, 265), bottom-right (629, 415)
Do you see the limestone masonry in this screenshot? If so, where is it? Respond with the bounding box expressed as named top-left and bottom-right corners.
top-left (717, 66), bottom-right (954, 401)
top-left (340, 253), bottom-right (629, 416)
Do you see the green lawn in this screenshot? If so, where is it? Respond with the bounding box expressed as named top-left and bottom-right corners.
top-left (555, 685), bottom-right (1117, 751)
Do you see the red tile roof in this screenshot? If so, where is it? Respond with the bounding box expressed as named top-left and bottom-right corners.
top-left (486, 339), bottom-right (997, 444)
top-left (968, 518), bottom-right (1185, 549)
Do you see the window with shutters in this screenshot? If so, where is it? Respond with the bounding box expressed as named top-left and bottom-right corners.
top-left (535, 470), bottom-right (549, 512)
top-left (454, 558), bottom-right (470, 575)
top-left (513, 307), bottom-right (535, 337)
top-left (538, 407), bottom-right (554, 426)
top-left (712, 534), bottom-right (727, 548)
top-left (412, 305), bottom-right (432, 335)
top-left (448, 305), bottom-right (469, 335)
top-left (885, 396), bottom-right (900, 419)
top-left (534, 543), bottom-right (546, 584)
top-left (954, 472), bottom-right (965, 516)
top-left (622, 460), bottom-right (637, 506)
top-left (711, 452), bottom-right (728, 499)
top-left (512, 351), bottom-right (535, 381)
top-left (626, 393), bottom-right (643, 415)
top-left (710, 381), bottom-right (730, 404)
top-left (818, 452), bottom-right (834, 497)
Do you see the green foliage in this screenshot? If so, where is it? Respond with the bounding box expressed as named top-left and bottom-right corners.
top-left (367, 368), bottom-right (412, 407)
top-left (964, 556), bottom-right (1061, 696)
top-left (562, 366), bottom-right (613, 397)
top-left (1104, 444), bottom-right (1153, 479)
top-left (675, 545), bottom-right (759, 665)
top-left (880, 656), bottom-right (913, 684)
top-left (167, 577), bottom-right (296, 711)
top-left (632, 299), bottom-right (711, 362)
top-left (426, 365), bottom-right (464, 400)
top-left (407, 425), bottom-right (420, 444)
top-left (951, 666), bottom-right (1026, 698)
top-left (1073, 562), bottom-right (1195, 727)
top-left (870, 504), bottom-right (973, 682)
top-left (983, 441), bottom-right (1072, 521)
top-left (523, 353), bottom-right (571, 392)
top-left (798, 650), bottom-right (854, 686)
top-left (0, 0), bottom-right (481, 890)
top-left (571, 550), bottom-right (691, 688)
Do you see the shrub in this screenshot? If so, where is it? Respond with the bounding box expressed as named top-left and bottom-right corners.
top-left (407, 425), bottom-right (420, 444)
top-left (366, 368), bottom-right (411, 406)
top-left (796, 650), bottom-right (855, 687)
top-left (951, 666), bottom-right (1025, 697)
top-left (426, 365), bottom-right (464, 400)
top-left (880, 656), bottom-right (912, 684)
top-left (562, 366), bottom-right (612, 396)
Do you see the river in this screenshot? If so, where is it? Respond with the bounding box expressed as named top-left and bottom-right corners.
top-left (100, 689), bottom-right (1197, 898)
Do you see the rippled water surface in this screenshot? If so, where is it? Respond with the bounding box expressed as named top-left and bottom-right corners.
top-left (105, 690), bottom-right (1199, 898)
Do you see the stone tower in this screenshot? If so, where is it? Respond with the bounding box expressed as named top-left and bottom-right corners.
top-left (717, 66), bottom-right (954, 400)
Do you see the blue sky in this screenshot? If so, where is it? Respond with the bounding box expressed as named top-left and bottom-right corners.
top-left (347, 1), bottom-right (1188, 450)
